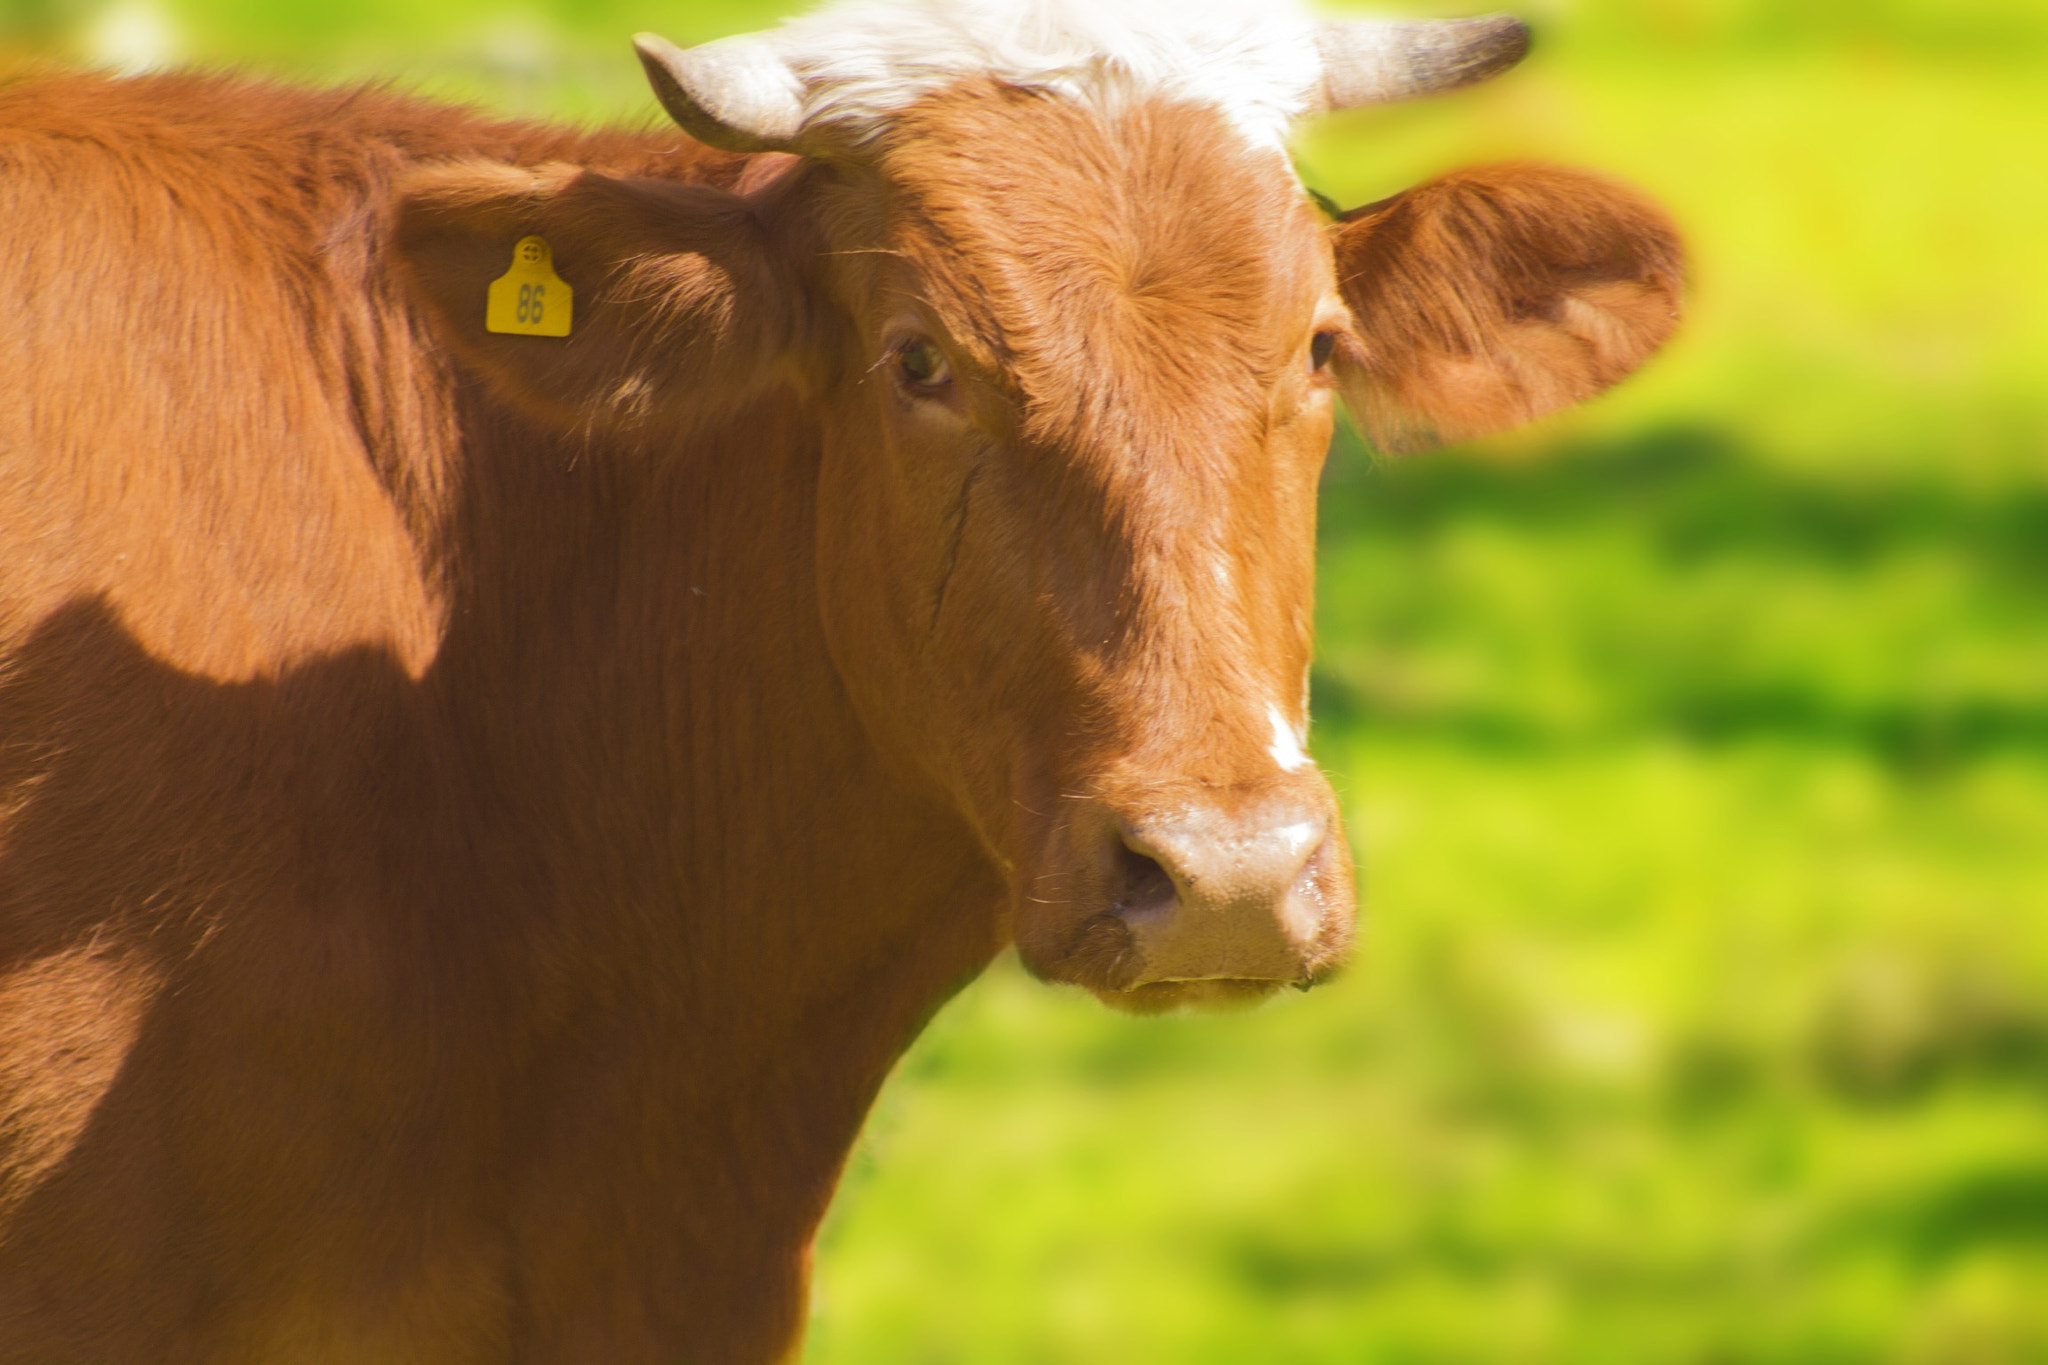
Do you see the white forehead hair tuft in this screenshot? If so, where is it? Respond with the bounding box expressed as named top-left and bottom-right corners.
top-left (759, 0), bottom-right (1323, 151)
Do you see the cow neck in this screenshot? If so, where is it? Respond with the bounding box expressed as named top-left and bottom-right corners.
top-left (406, 315), bottom-right (1004, 1336)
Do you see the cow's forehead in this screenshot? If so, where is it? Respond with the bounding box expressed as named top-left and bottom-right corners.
top-left (868, 81), bottom-right (1332, 416)
top-left (765, 0), bottom-right (1323, 153)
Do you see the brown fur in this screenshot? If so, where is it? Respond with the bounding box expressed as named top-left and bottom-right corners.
top-left (0, 65), bottom-right (1680, 1365)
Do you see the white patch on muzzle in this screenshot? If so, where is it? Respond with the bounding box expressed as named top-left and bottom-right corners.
top-left (1266, 702), bottom-right (1311, 772)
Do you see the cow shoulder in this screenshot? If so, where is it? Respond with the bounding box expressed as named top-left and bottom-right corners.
top-left (1330, 162), bottom-right (1683, 452)
top-left (0, 73), bottom-right (451, 682)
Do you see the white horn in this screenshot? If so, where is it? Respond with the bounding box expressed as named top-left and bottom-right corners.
top-left (1316, 15), bottom-right (1531, 111)
top-left (633, 31), bottom-right (808, 154)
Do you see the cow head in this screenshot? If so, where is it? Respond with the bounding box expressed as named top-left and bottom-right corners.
top-left (398, 1), bottom-right (1680, 1013)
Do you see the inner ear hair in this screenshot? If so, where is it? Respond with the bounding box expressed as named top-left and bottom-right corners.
top-left (394, 160), bottom-right (798, 435)
top-left (1330, 162), bottom-right (1684, 453)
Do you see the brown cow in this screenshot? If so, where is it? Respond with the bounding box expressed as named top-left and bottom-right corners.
top-left (0, 1), bottom-right (1680, 1360)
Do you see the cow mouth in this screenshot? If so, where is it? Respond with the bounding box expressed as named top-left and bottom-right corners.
top-left (1091, 977), bottom-right (1288, 1015)
top-left (1022, 906), bottom-right (1351, 1014)
top-left (1011, 795), bottom-right (1357, 1010)
top-left (1011, 818), bottom-right (1359, 1010)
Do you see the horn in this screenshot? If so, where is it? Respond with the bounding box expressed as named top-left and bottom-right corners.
top-left (633, 31), bottom-right (809, 154)
top-left (1316, 15), bottom-right (1531, 110)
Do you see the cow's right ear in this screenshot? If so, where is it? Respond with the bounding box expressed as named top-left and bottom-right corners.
top-left (1329, 162), bottom-right (1684, 453)
top-left (394, 161), bottom-right (803, 434)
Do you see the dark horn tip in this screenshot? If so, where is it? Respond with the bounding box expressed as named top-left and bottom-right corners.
top-left (1482, 14), bottom-right (1534, 69)
top-left (1446, 14), bottom-right (1533, 86)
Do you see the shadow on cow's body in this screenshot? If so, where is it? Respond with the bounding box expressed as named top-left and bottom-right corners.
top-left (0, 421), bottom-right (997, 1362)
top-left (0, 5), bottom-right (1681, 1359)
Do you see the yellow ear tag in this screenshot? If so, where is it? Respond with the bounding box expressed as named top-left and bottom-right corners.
top-left (486, 235), bottom-right (572, 337)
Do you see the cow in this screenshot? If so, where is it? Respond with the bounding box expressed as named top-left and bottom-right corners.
top-left (0, 0), bottom-right (1681, 1360)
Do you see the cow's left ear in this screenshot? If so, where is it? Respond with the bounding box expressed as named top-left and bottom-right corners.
top-left (394, 160), bottom-right (805, 435)
top-left (1329, 162), bottom-right (1683, 453)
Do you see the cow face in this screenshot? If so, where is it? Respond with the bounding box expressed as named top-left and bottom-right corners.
top-left (397, 3), bottom-right (1681, 1012)
top-left (798, 85), bottom-right (1354, 1010)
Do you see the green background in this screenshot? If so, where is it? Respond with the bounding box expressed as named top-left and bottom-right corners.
top-left (8, 0), bottom-right (2044, 1358)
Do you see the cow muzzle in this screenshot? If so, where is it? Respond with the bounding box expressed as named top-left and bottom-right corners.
top-left (1021, 789), bottom-right (1356, 1013)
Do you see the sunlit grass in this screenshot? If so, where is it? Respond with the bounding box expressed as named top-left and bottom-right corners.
top-left (811, 742), bottom-right (2048, 1362)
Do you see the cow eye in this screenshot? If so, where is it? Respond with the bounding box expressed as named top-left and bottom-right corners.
top-left (1309, 330), bottom-right (1338, 372)
top-left (895, 338), bottom-right (952, 392)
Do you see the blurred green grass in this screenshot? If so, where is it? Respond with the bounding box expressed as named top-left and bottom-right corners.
top-left (8, 0), bottom-right (2044, 1358)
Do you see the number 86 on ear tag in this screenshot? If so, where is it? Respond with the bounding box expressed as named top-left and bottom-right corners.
top-left (486, 235), bottom-right (573, 337)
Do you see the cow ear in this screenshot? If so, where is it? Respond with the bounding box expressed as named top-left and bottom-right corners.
top-left (394, 161), bottom-right (803, 435)
top-left (1329, 162), bottom-right (1683, 453)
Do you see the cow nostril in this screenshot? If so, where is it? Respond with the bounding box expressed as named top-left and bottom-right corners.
top-left (1112, 844), bottom-right (1176, 920)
